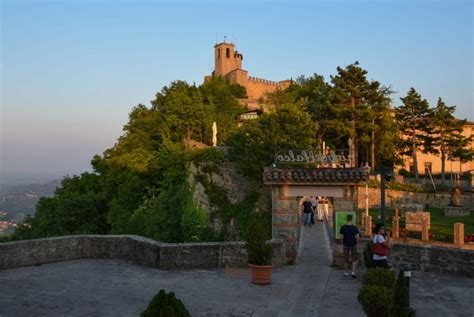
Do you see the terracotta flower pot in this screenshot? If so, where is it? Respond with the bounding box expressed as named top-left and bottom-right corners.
top-left (249, 264), bottom-right (273, 285)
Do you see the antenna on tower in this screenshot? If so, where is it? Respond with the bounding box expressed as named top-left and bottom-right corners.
top-left (224, 35), bottom-right (227, 43)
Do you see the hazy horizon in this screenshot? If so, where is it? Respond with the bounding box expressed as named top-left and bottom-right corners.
top-left (2, 0), bottom-right (473, 180)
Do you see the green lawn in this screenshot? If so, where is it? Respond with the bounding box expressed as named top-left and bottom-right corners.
top-left (359, 207), bottom-right (474, 242)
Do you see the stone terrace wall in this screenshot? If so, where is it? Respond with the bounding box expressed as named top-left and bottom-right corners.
top-left (390, 243), bottom-right (474, 278)
top-left (0, 235), bottom-right (286, 270)
top-left (358, 187), bottom-right (474, 210)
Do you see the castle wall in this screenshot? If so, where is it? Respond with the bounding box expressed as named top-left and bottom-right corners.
top-left (246, 77), bottom-right (281, 100)
top-left (225, 69), bottom-right (248, 88)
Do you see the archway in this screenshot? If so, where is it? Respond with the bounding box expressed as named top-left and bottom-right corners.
top-left (264, 167), bottom-right (369, 264)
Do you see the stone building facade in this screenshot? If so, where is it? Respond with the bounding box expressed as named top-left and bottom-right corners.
top-left (204, 42), bottom-right (292, 111)
top-left (400, 121), bottom-right (474, 175)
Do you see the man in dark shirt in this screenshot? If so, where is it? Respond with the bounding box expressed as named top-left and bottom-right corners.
top-left (302, 198), bottom-right (313, 226)
top-left (339, 214), bottom-right (359, 278)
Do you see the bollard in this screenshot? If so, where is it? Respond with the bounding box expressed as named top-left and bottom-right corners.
top-left (403, 264), bottom-right (411, 305)
top-left (366, 215), bottom-right (372, 237)
top-left (421, 217), bottom-right (429, 242)
top-left (454, 223), bottom-right (464, 246)
top-left (392, 215), bottom-right (400, 239)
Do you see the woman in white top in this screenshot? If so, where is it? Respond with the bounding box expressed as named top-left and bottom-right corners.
top-left (372, 223), bottom-right (390, 268)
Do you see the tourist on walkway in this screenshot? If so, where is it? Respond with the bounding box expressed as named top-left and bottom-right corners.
top-left (302, 198), bottom-right (313, 226)
top-left (310, 196), bottom-right (317, 224)
top-left (372, 223), bottom-right (391, 269)
top-left (339, 214), bottom-right (359, 278)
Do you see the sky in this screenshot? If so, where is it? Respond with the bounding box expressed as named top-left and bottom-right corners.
top-left (1, 0), bottom-right (473, 182)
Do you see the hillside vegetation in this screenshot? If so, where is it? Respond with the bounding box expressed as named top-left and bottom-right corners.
top-left (9, 63), bottom-right (473, 242)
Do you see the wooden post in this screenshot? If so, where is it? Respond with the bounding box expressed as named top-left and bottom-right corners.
top-left (454, 223), bottom-right (464, 246)
top-left (392, 215), bottom-right (400, 239)
top-left (366, 215), bottom-right (372, 237)
top-left (421, 216), bottom-right (429, 242)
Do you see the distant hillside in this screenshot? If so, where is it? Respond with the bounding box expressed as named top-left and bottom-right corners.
top-left (0, 180), bottom-right (61, 221)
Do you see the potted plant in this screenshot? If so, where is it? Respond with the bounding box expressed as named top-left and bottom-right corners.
top-left (245, 219), bottom-right (274, 285)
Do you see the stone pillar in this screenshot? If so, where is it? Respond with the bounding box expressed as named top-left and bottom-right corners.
top-left (392, 216), bottom-right (400, 239)
top-left (421, 217), bottom-right (429, 242)
top-left (454, 223), bottom-right (464, 246)
top-left (366, 215), bottom-right (372, 237)
top-left (272, 186), bottom-right (300, 264)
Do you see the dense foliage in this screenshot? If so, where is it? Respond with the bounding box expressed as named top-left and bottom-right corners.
top-left (10, 61), bottom-right (472, 243)
top-left (358, 268), bottom-right (415, 317)
top-left (140, 290), bottom-right (190, 317)
top-left (362, 267), bottom-right (396, 289)
top-left (390, 270), bottom-right (416, 317)
top-left (357, 285), bottom-right (393, 317)
top-left (246, 218), bottom-right (273, 265)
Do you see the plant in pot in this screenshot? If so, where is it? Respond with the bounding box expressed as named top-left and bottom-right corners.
top-left (245, 219), bottom-right (274, 285)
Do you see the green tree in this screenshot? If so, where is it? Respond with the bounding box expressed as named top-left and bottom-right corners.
top-left (12, 173), bottom-right (109, 239)
top-left (152, 81), bottom-right (209, 142)
top-left (428, 98), bottom-right (467, 182)
top-left (330, 62), bottom-right (395, 167)
top-left (199, 77), bottom-right (246, 143)
top-left (396, 88), bottom-right (432, 181)
top-left (228, 102), bottom-right (318, 184)
top-left (128, 141), bottom-right (214, 242)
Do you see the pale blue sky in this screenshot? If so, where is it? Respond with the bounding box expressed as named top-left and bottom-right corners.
top-left (1, 0), bottom-right (473, 180)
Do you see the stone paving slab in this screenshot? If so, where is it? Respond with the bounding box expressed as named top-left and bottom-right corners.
top-left (0, 222), bottom-right (472, 316)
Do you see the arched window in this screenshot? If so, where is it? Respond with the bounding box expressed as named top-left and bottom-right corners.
top-left (226, 48), bottom-right (230, 58)
top-left (217, 48), bottom-right (220, 58)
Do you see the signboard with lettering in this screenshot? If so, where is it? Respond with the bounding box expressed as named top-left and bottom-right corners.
top-left (274, 149), bottom-right (352, 167)
top-left (405, 211), bottom-right (430, 231)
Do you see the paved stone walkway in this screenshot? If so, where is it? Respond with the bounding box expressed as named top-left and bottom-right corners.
top-left (0, 222), bottom-right (472, 316)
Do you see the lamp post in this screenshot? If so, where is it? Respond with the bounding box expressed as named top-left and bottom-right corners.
top-left (403, 264), bottom-right (411, 304)
top-left (380, 166), bottom-right (386, 225)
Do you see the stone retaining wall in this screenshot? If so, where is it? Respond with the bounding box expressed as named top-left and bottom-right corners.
top-left (0, 235), bottom-right (286, 270)
top-left (357, 187), bottom-right (474, 210)
top-left (390, 243), bottom-right (474, 277)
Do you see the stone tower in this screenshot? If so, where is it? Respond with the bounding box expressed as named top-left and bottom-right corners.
top-left (214, 42), bottom-right (243, 77)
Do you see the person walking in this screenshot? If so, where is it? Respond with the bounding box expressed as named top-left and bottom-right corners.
top-left (309, 196), bottom-right (317, 225)
top-left (372, 223), bottom-right (391, 268)
top-left (302, 198), bottom-right (313, 226)
top-left (339, 214), bottom-right (359, 278)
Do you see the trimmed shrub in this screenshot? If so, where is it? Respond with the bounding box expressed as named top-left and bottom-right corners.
top-left (390, 270), bottom-right (416, 317)
top-left (363, 267), bottom-right (396, 289)
top-left (363, 241), bottom-right (375, 269)
top-left (245, 219), bottom-right (273, 265)
top-left (246, 219), bottom-right (273, 265)
top-left (140, 290), bottom-right (190, 317)
top-left (357, 285), bottom-right (393, 317)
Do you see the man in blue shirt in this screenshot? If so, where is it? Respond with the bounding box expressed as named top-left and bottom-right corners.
top-left (339, 214), bottom-right (359, 278)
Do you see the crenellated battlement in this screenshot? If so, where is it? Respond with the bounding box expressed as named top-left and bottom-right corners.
top-left (248, 76), bottom-right (279, 86)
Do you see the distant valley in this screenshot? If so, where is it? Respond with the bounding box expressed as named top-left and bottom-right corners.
top-left (0, 180), bottom-right (61, 235)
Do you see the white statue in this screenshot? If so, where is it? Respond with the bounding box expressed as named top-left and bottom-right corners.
top-left (212, 121), bottom-right (217, 147)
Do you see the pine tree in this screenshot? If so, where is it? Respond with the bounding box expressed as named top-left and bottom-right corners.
top-left (396, 88), bottom-right (432, 181)
top-left (330, 62), bottom-right (395, 167)
top-left (428, 98), bottom-right (465, 182)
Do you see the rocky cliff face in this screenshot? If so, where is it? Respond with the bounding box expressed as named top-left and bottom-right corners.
top-left (188, 159), bottom-right (269, 240)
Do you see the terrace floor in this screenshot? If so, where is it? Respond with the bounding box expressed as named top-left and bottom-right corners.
top-left (0, 222), bottom-right (472, 316)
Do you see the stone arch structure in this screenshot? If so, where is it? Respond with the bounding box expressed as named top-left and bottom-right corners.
top-left (263, 167), bottom-right (369, 264)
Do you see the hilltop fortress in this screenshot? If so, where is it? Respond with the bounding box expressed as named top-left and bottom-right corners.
top-left (204, 41), bottom-right (292, 110)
